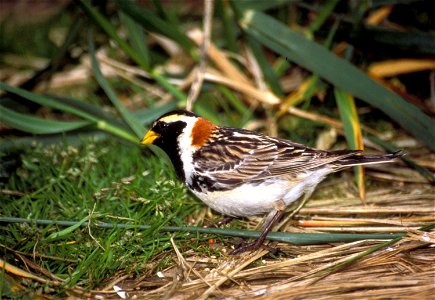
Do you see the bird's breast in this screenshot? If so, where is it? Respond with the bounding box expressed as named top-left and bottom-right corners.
top-left (190, 179), bottom-right (290, 217)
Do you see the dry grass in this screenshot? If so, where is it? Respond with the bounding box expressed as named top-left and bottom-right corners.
top-left (3, 63), bottom-right (434, 300)
top-left (85, 170), bottom-right (434, 300)
top-left (2, 3), bottom-right (434, 298)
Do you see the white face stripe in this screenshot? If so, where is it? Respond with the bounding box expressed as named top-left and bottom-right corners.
top-left (170, 116), bottom-right (197, 184)
top-left (155, 114), bottom-right (200, 183)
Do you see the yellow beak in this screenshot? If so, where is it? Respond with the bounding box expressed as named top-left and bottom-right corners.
top-left (141, 130), bottom-right (160, 145)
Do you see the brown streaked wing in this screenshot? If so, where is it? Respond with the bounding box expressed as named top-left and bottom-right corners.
top-left (193, 129), bottom-right (279, 184)
top-left (266, 143), bottom-right (362, 176)
top-left (192, 126), bottom-right (362, 185)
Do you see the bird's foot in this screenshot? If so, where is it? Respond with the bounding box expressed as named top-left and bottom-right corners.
top-left (229, 239), bottom-right (280, 255)
top-left (229, 241), bottom-right (282, 255)
top-left (229, 240), bottom-right (262, 255)
top-left (212, 216), bottom-right (234, 228)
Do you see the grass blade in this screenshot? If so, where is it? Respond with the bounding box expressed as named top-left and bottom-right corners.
top-left (361, 26), bottom-right (435, 56)
top-left (78, 0), bottom-right (186, 103)
top-left (246, 35), bottom-right (284, 97)
top-left (0, 105), bottom-right (92, 134)
top-left (278, 75), bottom-right (321, 116)
top-left (0, 82), bottom-right (137, 143)
top-left (45, 216), bottom-right (90, 241)
top-left (115, 0), bottom-right (195, 54)
top-left (239, 10), bottom-right (435, 151)
top-left (0, 131), bottom-right (108, 152)
top-left (236, 0), bottom-right (298, 11)
top-left (119, 11), bottom-right (149, 70)
top-left (88, 30), bottom-right (144, 139)
top-left (0, 258), bottom-right (48, 283)
top-left (1, 81), bottom-right (97, 121)
top-left (309, 0), bottom-right (340, 33)
top-left (0, 217), bottom-right (406, 246)
top-left (334, 88), bottom-right (365, 201)
top-left (77, 0), bottom-right (147, 69)
top-left (216, 0), bottom-right (238, 53)
top-left (51, 95), bottom-right (129, 129)
top-left (319, 222), bottom-right (435, 277)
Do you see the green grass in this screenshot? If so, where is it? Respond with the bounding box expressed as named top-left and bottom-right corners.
top-left (1, 1), bottom-right (434, 297)
top-left (0, 138), bottom-right (207, 291)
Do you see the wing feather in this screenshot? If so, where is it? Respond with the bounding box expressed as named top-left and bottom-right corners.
top-left (192, 127), bottom-right (361, 189)
top-left (193, 131), bottom-right (277, 187)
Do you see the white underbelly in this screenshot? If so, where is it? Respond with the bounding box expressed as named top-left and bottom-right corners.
top-left (191, 179), bottom-right (295, 217)
top-left (191, 169), bottom-right (330, 217)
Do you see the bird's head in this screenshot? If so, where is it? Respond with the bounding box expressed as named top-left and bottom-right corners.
top-left (141, 109), bottom-right (216, 153)
top-left (141, 109), bottom-right (216, 181)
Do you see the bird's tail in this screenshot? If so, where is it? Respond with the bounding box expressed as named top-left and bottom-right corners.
top-left (333, 150), bottom-right (404, 169)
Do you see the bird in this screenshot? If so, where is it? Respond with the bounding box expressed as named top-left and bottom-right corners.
top-left (141, 109), bottom-right (402, 254)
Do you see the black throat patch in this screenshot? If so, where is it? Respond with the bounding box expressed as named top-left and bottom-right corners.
top-left (152, 120), bottom-right (187, 181)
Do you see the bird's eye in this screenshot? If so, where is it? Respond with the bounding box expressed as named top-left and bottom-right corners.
top-left (154, 121), bottom-right (168, 132)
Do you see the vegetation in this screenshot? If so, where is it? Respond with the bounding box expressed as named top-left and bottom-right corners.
top-left (1, 0), bottom-right (434, 298)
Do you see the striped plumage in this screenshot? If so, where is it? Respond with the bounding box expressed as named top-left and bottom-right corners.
top-left (142, 110), bottom-right (402, 254)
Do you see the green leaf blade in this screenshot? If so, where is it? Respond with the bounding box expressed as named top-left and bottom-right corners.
top-left (78, 0), bottom-right (186, 103)
top-left (334, 88), bottom-right (366, 200)
top-left (0, 81), bottom-right (98, 121)
top-left (0, 82), bottom-right (138, 143)
top-left (240, 10), bottom-right (435, 151)
top-left (88, 31), bottom-right (144, 139)
top-left (119, 12), bottom-right (150, 69)
top-left (0, 105), bottom-right (92, 134)
top-left (115, 0), bottom-right (195, 54)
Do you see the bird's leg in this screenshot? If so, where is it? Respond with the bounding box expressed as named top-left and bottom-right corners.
top-left (229, 208), bottom-right (284, 255)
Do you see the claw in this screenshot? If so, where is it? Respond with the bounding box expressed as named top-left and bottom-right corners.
top-left (229, 208), bottom-right (285, 255)
top-left (229, 240), bottom-right (263, 255)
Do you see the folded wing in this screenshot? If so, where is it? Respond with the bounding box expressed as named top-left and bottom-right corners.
top-left (192, 128), bottom-right (361, 189)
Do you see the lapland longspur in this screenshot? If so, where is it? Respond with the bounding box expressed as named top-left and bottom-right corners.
top-left (142, 110), bottom-right (402, 254)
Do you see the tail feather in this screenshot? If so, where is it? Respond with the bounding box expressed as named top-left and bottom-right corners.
top-left (333, 150), bottom-right (404, 168)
